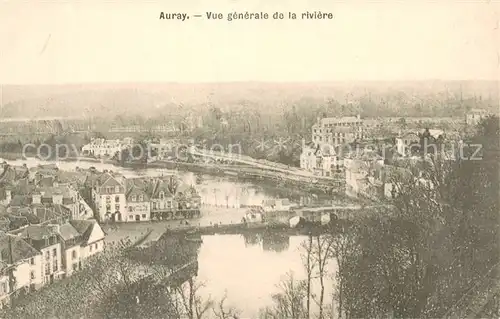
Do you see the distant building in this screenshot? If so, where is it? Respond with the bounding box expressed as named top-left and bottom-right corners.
top-left (312, 115), bottom-right (364, 147)
top-left (81, 138), bottom-right (133, 158)
top-left (395, 132), bottom-right (420, 156)
top-left (466, 109), bottom-right (489, 126)
top-left (300, 143), bottom-right (342, 177)
top-left (395, 129), bottom-right (445, 157)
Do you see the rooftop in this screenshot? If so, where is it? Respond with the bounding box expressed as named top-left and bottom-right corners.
top-left (0, 233), bottom-right (39, 263)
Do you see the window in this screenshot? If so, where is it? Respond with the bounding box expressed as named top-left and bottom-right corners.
top-left (95, 243), bottom-right (98, 250)
top-left (115, 186), bottom-right (120, 193)
top-left (45, 263), bottom-right (50, 275)
top-left (72, 263), bottom-right (78, 271)
top-left (115, 205), bottom-right (120, 212)
top-left (30, 258), bottom-right (35, 265)
top-left (139, 195), bottom-right (144, 202)
top-left (30, 271), bottom-right (35, 280)
top-left (45, 251), bottom-right (50, 260)
top-left (159, 192), bottom-right (164, 200)
top-left (90, 245), bottom-right (93, 252)
top-left (142, 214), bottom-right (146, 219)
top-left (128, 215), bottom-right (133, 220)
top-left (152, 202), bottom-right (157, 209)
top-left (53, 248), bottom-right (57, 257)
top-left (72, 250), bottom-right (77, 260)
top-left (1, 282), bottom-right (7, 294)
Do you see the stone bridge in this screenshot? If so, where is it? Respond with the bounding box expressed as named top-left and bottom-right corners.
top-left (187, 147), bottom-right (341, 181)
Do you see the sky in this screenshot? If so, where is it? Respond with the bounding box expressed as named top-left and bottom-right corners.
top-left (0, 0), bottom-right (499, 84)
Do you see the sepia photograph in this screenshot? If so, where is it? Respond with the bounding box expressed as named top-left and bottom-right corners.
top-left (0, 0), bottom-right (499, 318)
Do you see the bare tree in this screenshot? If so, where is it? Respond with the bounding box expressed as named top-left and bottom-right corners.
top-left (259, 272), bottom-right (308, 319)
top-left (311, 235), bottom-right (335, 319)
top-left (212, 293), bottom-right (241, 319)
top-left (300, 233), bottom-right (315, 318)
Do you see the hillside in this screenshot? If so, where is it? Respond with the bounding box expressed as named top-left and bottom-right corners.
top-left (0, 81), bottom-right (498, 119)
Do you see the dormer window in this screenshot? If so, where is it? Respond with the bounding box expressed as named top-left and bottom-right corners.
top-left (159, 192), bottom-right (164, 200)
top-left (115, 186), bottom-right (120, 193)
top-left (131, 195), bottom-right (137, 202)
top-left (138, 195), bottom-right (144, 202)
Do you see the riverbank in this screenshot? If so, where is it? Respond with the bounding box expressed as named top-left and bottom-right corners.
top-left (2, 154), bottom-right (345, 195)
top-left (159, 221), bottom-right (346, 238)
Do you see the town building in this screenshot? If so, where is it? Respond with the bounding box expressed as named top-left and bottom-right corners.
top-left (173, 183), bottom-right (202, 219)
top-left (395, 129), bottom-right (445, 157)
top-left (81, 138), bottom-right (134, 158)
top-left (312, 115), bottom-right (364, 147)
top-left (0, 219), bottom-right (105, 308)
top-left (395, 132), bottom-right (420, 156)
top-left (125, 179), bottom-right (151, 222)
top-left (0, 233), bottom-right (42, 307)
top-left (344, 157), bottom-right (388, 200)
top-left (465, 108), bottom-right (489, 126)
top-left (58, 222), bottom-right (84, 277)
top-left (68, 220), bottom-right (105, 262)
top-left (89, 172), bottom-right (127, 222)
top-left (300, 143), bottom-right (343, 177)
top-left (11, 225), bottom-right (64, 285)
top-left (148, 138), bottom-right (179, 161)
top-left (149, 177), bottom-right (176, 220)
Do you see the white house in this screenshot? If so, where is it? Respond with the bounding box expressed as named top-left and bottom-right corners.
top-left (466, 109), bottom-right (489, 126)
top-left (69, 220), bottom-right (105, 261)
top-left (0, 233), bottom-right (42, 308)
top-left (300, 143), bottom-right (342, 177)
top-left (125, 182), bottom-right (151, 222)
top-left (90, 172), bottom-right (127, 222)
top-left (10, 225), bottom-right (64, 286)
top-left (81, 138), bottom-right (132, 158)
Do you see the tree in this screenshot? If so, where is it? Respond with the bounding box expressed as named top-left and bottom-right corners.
top-left (334, 116), bottom-right (500, 318)
top-left (300, 234), bottom-right (315, 318)
top-left (259, 272), bottom-right (308, 319)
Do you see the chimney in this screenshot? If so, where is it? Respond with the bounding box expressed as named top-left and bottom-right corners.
top-left (32, 193), bottom-right (41, 204)
top-left (49, 224), bottom-right (60, 234)
top-left (5, 189), bottom-right (11, 204)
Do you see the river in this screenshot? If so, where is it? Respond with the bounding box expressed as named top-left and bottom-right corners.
top-left (197, 234), bottom-right (338, 318)
top-left (2, 157), bottom-right (340, 317)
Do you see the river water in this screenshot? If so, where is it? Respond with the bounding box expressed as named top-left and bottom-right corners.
top-left (198, 234), bottom-right (337, 318)
top-left (2, 158), bottom-right (339, 317)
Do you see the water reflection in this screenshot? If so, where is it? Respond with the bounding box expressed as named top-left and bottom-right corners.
top-left (243, 232), bottom-right (260, 247)
top-left (262, 232), bottom-right (290, 253)
top-left (197, 234), bottom-right (337, 318)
